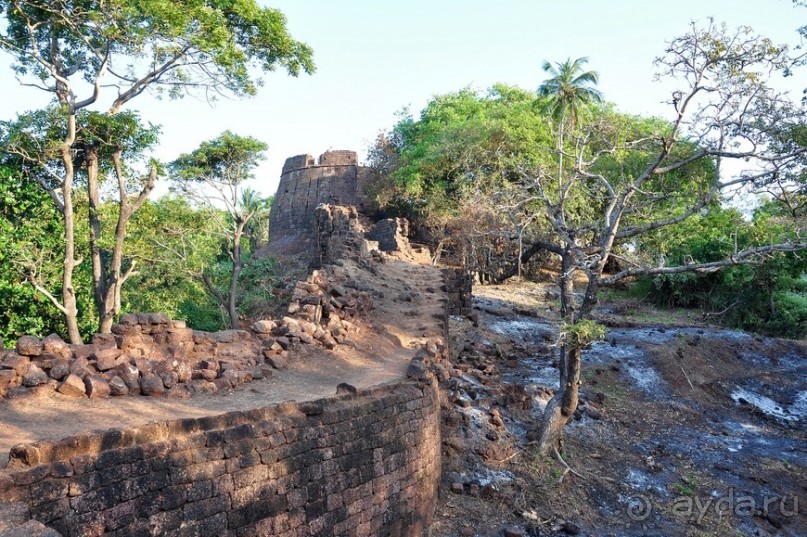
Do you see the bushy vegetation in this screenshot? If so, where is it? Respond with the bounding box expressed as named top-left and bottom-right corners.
top-left (641, 204), bottom-right (807, 338)
top-left (0, 175), bottom-right (284, 345)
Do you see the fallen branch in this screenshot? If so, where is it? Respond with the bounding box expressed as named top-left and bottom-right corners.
top-left (552, 447), bottom-right (584, 484)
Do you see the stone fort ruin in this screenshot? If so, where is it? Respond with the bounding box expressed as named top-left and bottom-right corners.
top-left (0, 149), bottom-right (474, 536)
top-left (268, 150), bottom-right (375, 256)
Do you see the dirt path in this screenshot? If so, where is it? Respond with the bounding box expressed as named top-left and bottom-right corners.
top-left (0, 253), bottom-right (446, 467)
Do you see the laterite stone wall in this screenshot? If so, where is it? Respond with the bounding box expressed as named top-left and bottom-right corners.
top-left (0, 381), bottom-right (441, 537)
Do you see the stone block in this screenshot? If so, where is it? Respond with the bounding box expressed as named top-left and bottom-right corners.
top-left (140, 373), bottom-right (165, 396)
top-left (251, 320), bottom-right (277, 334)
top-left (42, 333), bottom-right (71, 359)
top-left (16, 335), bottom-right (43, 357)
top-left (108, 376), bottom-right (129, 396)
top-left (58, 374), bottom-right (86, 398)
top-left (84, 376), bottom-right (111, 399)
top-left (22, 364), bottom-right (49, 387)
top-left (2, 354), bottom-right (30, 374)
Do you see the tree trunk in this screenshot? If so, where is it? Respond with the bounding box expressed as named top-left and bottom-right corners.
top-left (517, 229), bottom-right (523, 282)
top-left (535, 253), bottom-right (581, 454)
top-left (86, 147), bottom-right (108, 326)
top-left (228, 224), bottom-right (245, 329)
top-left (61, 147), bottom-right (83, 345)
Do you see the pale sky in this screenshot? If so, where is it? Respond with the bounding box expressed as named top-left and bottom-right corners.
top-left (0, 0), bottom-right (803, 199)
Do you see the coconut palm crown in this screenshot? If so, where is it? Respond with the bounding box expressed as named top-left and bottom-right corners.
top-left (538, 57), bottom-right (603, 127)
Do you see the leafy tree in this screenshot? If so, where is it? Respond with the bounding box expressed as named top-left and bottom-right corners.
top-left (373, 22), bottom-right (805, 458)
top-left (0, 0), bottom-right (314, 341)
top-left (642, 202), bottom-right (807, 338)
top-left (537, 57), bottom-right (603, 127)
top-left (169, 131), bottom-right (269, 329)
top-left (241, 188), bottom-right (273, 252)
top-left (538, 57), bottom-right (603, 196)
top-left (368, 85), bottom-right (557, 274)
top-left (517, 22), bottom-right (806, 456)
top-left (78, 111), bottom-right (161, 333)
top-left (122, 196), bottom-right (224, 331)
top-left (0, 106), bottom-right (84, 341)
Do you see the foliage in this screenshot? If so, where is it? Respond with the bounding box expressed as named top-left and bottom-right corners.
top-left (561, 320), bottom-right (606, 348)
top-left (0, 163), bottom-right (96, 343)
top-left (120, 196), bottom-right (224, 330)
top-left (368, 85), bottom-right (555, 221)
top-left (641, 203), bottom-right (807, 338)
top-left (169, 131), bottom-right (270, 328)
top-left (0, 0), bottom-right (313, 340)
top-left (537, 57), bottom-right (603, 125)
top-left (237, 256), bottom-right (285, 319)
top-left (0, 0), bottom-right (315, 106)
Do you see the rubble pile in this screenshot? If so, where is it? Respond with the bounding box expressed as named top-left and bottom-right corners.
top-left (0, 272), bottom-right (374, 402)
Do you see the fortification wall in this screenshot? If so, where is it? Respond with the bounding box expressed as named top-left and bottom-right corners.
top-left (269, 151), bottom-right (373, 256)
top-left (0, 381), bottom-right (441, 536)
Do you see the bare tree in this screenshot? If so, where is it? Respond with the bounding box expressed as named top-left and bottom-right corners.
top-left (520, 21), bottom-right (806, 457)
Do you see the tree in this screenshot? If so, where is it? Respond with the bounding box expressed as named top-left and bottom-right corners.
top-left (367, 85), bottom-right (556, 275)
top-left (241, 188), bottom-right (273, 252)
top-left (169, 131), bottom-right (268, 329)
top-left (0, 0), bottom-right (314, 341)
top-left (521, 22), bottom-right (805, 457)
top-left (123, 196), bottom-right (224, 331)
top-left (0, 106), bottom-right (84, 342)
top-left (537, 57), bottom-right (603, 193)
top-left (79, 112), bottom-right (161, 333)
top-left (371, 22), bottom-right (805, 460)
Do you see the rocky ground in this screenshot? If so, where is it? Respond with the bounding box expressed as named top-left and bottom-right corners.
top-left (0, 249), bottom-right (446, 467)
top-left (429, 281), bottom-right (806, 537)
top-left (2, 250), bottom-right (804, 537)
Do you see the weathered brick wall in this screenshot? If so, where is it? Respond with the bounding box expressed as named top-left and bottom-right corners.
top-left (366, 219), bottom-right (411, 253)
top-left (442, 269), bottom-right (475, 323)
top-left (269, 151), bottom-right (374, 257)
top-left (0, 381), bottom-right (441, 537)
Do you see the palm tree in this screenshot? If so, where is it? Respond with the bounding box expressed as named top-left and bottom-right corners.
top-left (240, 187), bottom-right (272, 252)
top-left (537, 57), bottom-right (603, 190)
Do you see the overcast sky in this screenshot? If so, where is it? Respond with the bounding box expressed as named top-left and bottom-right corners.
top-left (0, 0), bottom-right (803, 198)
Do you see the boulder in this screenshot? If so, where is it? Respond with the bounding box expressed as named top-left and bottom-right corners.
top-left (2, 354), bottom-right (30, 374)
top-left (42, 333), bottom-right (71, 359)
top-left (265, 355), bottom-right (288, 370)
top-left (222, 369), bottom-right (252, 385)
top-left (188, 380), bottom-right (217, 394)
top-left (57, 374), bottom-right (86, 397)
top-left (115, 363), bottom-right (141, 392)
top-left (22, 365), bottom-right (49, 387)
top-left (298, 332), bottom-right (315, 345)
top-left (192, 369), bottom-right (217, 381)
top-left (119, 313), bottom-right (139, 325)
top-left (91, 333), bottom-right (117, 347)
top-left (69, 356), bottom-right (91, 378)
top-left (111, 323), bottom-right (141, 336)
top-left (94, 347), bottom-right (124, 371)
top-left (0, 370), bottom-right (17, 389)
top-left (212, 330), bottom-right (237, 344)
top-left (108, 376), bottom-right (129, 396)
top-left (15, 336), bottom-right (42, 357)
top-left (48, 359), bottom-right (71, 381)
top-left (251, 320), bottom-right (277, 334)
top-left (175, 361), bottom-right (193, 383)
top-left (158, 370), bottom-right (178, 389)
top-left (319, 333), bottom-right (338, 350)
top-left (140, 373), bottom-right (165, 396)
top-left (84, 376), bottom-right (111, 399)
